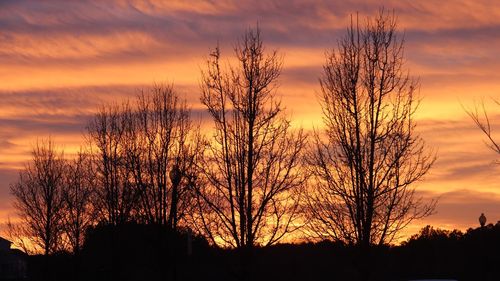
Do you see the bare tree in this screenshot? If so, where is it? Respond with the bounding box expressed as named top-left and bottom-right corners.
top-left (87, 84), bottom-right (202, 230)
top-left (126, 84), bottom-right (203, 229)
top-left (62, 150), bottom-right (97, 254)
top-left (87, 103), bottom-right (139, 225)
top-left (10, 139), bottom-right (66, 255)
top-left (305, 12), bottom-right (435, 247)
top-left (196, 27), bottom-right (307, 249)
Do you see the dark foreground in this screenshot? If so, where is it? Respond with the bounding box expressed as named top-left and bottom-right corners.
top-left (22, 223), bottom-right (500, 281)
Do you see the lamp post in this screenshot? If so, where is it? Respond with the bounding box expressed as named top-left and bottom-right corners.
top-left (168, 164), bottom-right (182, 281)
top-left (479, 213), bottom-right (487, 228)
top-left (169, 164), bottom-right (182, 231)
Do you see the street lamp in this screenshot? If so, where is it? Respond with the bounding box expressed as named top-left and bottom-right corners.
top-left (169, 164), bottom-right (182, 187)
top-left (169, 164), bottom-right (182, 231)
top-left (479, 213), bottom-right (487, 228)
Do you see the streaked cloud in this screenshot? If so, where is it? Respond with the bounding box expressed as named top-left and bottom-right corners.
top-left (1, 0), bottom-right (500, 239)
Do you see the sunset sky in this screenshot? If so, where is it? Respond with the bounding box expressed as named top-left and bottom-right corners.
top-left (1, 0), bottom-right (500, 240)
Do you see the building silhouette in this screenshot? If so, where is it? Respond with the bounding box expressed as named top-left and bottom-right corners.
top-left (0, 237), bottom-right (27, 280)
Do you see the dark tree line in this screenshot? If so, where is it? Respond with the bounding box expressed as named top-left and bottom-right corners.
top-left (23, 223), bottom-right (500, 281)
top-left (9, 13), bottom-right (435, 273)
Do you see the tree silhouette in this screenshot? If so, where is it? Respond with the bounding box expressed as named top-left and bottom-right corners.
top-left (86, 84), bottom-right (202, 229)
top-left (10, 139), bottom-right (66, 256)
top-left (196, 27), bottom-right (307, 249)
top-left (126, 84), bottom-right (202, 229)
top-left (62, 150), bottom-right (97, 254)
top-left (304, 11), bottom-right (435, 247)
top-left (87, 102), bottom-right (140, 225)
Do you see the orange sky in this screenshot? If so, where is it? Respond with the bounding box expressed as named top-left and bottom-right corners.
top-left (1, 0), bottom-right (500, 240)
